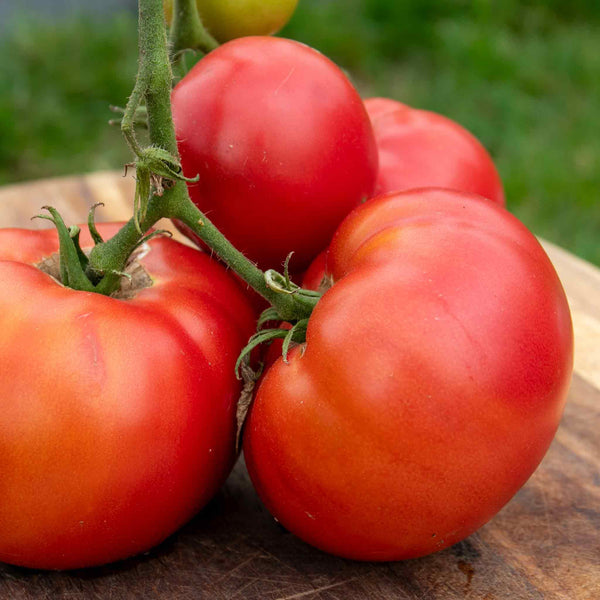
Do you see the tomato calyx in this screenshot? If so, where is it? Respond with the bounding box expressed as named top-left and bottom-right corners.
top-left (33, 205), bottom-right (167, 297)
top-left (37, 247), bottom-right (154, 300)
top-left (234, 297), bottom-right (314, 379)
top-left (236, 316), bottom-right (309, 376)
top-left (234, 315), bottom-right (309, 451)
top-left (33, 206), bottom-right (97, 292)
top-left (236, 258), bottom-right (319, 375)
top-left (264, 271), bottom-right (321, 320)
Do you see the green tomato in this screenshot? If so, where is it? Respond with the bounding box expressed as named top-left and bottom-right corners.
top-left (197, 0), bottom-right (299, 42)
top-left (164, 0), bottom-right (299, 42)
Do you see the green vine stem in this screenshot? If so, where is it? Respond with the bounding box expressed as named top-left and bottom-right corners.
top-left (169, 0), bottom-right (218, 60)
top-left (84, 0), bottom-right (319, 323)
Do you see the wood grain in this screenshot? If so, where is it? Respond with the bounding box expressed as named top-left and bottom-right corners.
top-left (0, 172), bottom-right (598, 599)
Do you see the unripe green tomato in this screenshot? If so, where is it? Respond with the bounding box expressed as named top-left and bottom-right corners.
top-left (164, 0), bottom-right (299, 42)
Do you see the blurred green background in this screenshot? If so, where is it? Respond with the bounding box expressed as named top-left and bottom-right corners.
top-left (0, 0), bottom-right (598, 264)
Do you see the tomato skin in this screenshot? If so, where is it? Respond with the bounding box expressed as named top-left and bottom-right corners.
top-left (365, 97), bottom-right (505, 205)
top-left (0, 225), bottom-right (255, 570)
top-left (172, 36), bottom-right (378, 271)
top-left (244, 189), bottom-right (572, 561)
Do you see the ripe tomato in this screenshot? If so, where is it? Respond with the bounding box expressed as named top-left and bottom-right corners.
top-left (163, 0), bottom-right (298, 41)
top-left (172, 36), bottom-right (378, 271)
top-left (0, 224), bottom-right (255, 570)
top-left (244, 189), bottom-right (572, 561)
top-left (365, 97), bottom-right (505, 205)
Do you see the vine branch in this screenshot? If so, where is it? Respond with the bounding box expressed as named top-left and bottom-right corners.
top-left (169, 0), bottom-right (218, 59)
top-left (83, 0), bottom-right (319, 322)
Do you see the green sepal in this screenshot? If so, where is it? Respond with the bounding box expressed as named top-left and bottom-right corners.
top-left (93, 270), bottom-right (124, 297)
top-left (235, 328), bottom-right (289, 380)
top-left (88, 203), bottom-right (105, 245)
top-left (264, 269), bottom-right (321, 299)
top-left (33, 212), bottom-right (70, 285)
top-left (264, 269), bottom-right (297, 295)
top-left (282, 319), bottom-right (309, 363)
top-left (132, 229), bottom-right (173, 252)
top-left (235, 317), bottom-right (311, 379)
top-left (132, 146), bottom-right (199, 233)
top-left (257, 307), bottom-right (283, 330)
top-left (140, 146), bottom-right (198, 184)
top-left (32, 207), bottom-right (96, 292)
top-left (283, 252), bottom-right (294, 287)
top-left (133, 161), bottom-right (152, 234)
top-left (69, 226), bottom-right (89, 272)
top-left (263, 269), bottom-right (322, 321)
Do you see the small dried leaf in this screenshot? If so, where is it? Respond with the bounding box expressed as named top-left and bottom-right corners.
top-left (235, 361), bottom-right (261, 453)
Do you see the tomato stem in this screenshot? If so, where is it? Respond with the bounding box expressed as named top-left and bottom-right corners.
top-left (169, 0), bottom-right (218, 62)
top-left (83, 0), bottom-right (320, 321)
top-left (173, 197), bottom-right (321, 321)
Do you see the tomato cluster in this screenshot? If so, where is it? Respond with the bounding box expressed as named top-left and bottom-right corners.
top-left (171, 33), bottom-right (572, 561)
top-left (0, 1), bottom-right (573, 571)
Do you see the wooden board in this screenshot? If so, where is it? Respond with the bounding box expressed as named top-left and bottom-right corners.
top-left (0, 172), bottom-right (598, 599)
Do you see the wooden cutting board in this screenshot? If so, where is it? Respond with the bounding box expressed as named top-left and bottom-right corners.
top-left (0, 171), bottom-right (598, 599)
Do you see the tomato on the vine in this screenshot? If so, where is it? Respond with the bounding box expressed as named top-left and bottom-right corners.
top-left (0, 224), bottom-right (255, 570)
top-left (198, 0), bottom-right (299, 42)
top-left (365, 98), bottom-right (505, 205)
top-left (172, 36), bottom-right (378, 272)
top-left (163, 0), bottom-right (298, 42)
top-left (244, 188), bottom-right (572, 560)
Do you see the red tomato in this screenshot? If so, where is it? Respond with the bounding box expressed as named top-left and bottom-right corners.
top-left (0, 224), bottom-right (255, 570)
top-left (365, 97), bottom-right (505, 205)
top-left (244, 189), bottom-right (572, 561)
top-left (172, 36), bottom-right (378, 271)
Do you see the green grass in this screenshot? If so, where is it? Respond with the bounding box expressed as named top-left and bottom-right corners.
top-left (0, 2), bottom-right (598, 265)
top-left (0, 14), bottom-right (137, 183)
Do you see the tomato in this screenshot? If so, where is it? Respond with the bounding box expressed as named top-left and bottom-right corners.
top-left (0, 224), bottom-right (255, 570)
top-left (164, 0), bottom-right (298, 41)
top-left (197, 0), bottom-right (298, 42)
top-left (365, 97), bottom-right (505, 205)
top-left (244, 188), bottom-right (572, 561)
top-left (172, 36), bottom-right (378, 271)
